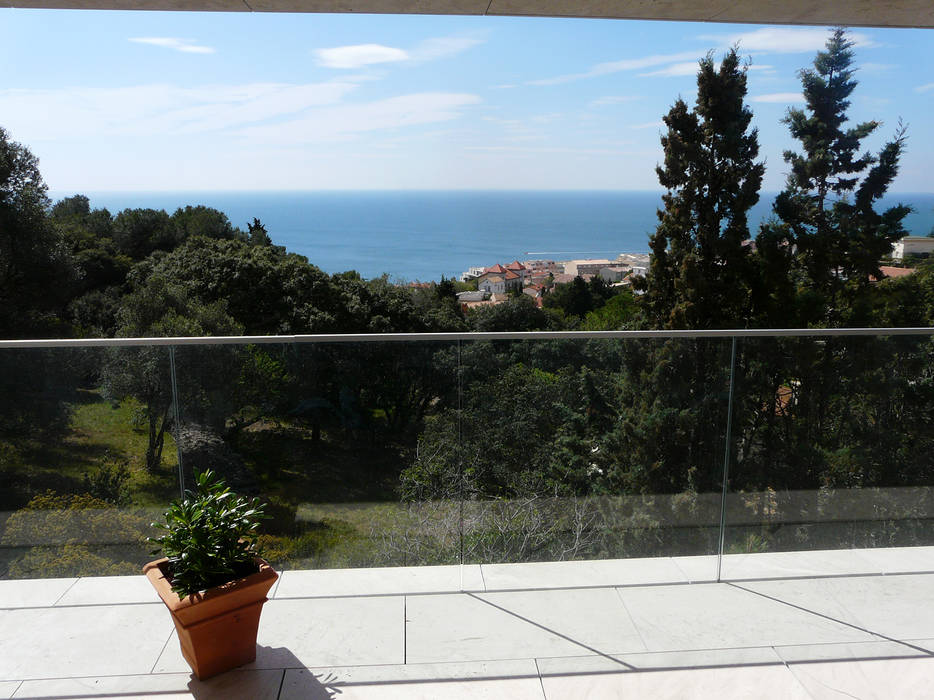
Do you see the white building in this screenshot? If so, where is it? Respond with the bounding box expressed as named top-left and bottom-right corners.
top-left (563, 259), bottom-right (615, 277)
top-left (892, 236), bottom-right (934, 260)
top-left (599, 266), bottom-right (629, 282)
top-left (460, 266), bottom-right (487, 282)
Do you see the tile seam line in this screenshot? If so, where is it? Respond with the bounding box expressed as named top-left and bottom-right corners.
top-left (772, 645), bottom-right (820, 700)
top-left (6, 656), bottom-right (925, 689)
top-left (727, 582), bottom-right (934, 658)
top-left (668, 555), bottom-right (695, 583)
top-left (275, 668), bottom-right (286, 700)
top-left (270, 569), bottom-right (283, 599)
top-left (4, 665), bottom-right (401, 685)
top-left (255, 568), bottom-right (934, 603)
top-left (273, 578), bottom-right (714, 603)
top-left (613, 586), bottom-right (649, 653)
top-left (0, 601), bottom-right (162, 611)
top-left (533, 658), bottom-right (547, 699)
top-left (50, 578), bottom-right (80, 607)
top-left (466, 592), bottom-right (638, 670)
top-left (150, 627), bottom-right (176, 675)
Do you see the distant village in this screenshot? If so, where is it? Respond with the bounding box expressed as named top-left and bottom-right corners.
top-left (451, 253), bottom-right (649, 309)
top-left (407, 234), bottom-right (934, 311)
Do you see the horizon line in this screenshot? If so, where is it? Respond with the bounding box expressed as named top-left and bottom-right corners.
top-left (45, 188), bottom-right (934, 196)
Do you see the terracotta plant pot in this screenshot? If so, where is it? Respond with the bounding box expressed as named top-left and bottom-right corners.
top-left (143, 557), bottom-right (278, 680)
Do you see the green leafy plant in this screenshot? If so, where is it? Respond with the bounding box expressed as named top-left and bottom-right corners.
top-left (82, 456), bottom-right (132, 506)
top-left (149, 469), bottom-right (266, 597)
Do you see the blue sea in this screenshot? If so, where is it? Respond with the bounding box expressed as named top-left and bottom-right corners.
top-left (57, 191), bottom-right (934, 282)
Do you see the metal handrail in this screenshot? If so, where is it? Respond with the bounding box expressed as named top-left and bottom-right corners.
top-left (0, 327), bottom-right (932, 349)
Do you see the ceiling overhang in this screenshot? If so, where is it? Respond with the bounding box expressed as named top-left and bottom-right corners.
top-left (4, 0), bottom-right (934, 29)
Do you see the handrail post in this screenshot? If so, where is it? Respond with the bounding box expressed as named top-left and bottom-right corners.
top-left (717, 336), bottom-right (738, 582)
top-left (457, 338), bottom-right (465, 588)
top-left (168, 345), bottom-right (185, 500)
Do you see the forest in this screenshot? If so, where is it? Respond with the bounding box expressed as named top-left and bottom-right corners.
top-left (1, 29), bottom-right (932, 578)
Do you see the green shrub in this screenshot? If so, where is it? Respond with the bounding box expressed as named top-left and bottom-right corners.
top-left (149, 469), bottom-right (266, 596)
top-left (7, 544), bottom-right (140, 579)
top-left (1, 490), bottom-right (152, 547)
top-left (81, 459), bottom-right (132, 506)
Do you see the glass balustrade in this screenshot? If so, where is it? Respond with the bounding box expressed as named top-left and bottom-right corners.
top-left (1, 329), bottom-right (931, 585)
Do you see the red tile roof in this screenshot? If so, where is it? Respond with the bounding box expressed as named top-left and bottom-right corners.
top-left (870, 266), bottom-right (917, 282)
top-left (486, 263), bottom-right (507, 274)
top-left (504, 270), bottom-right (520, 280)
top-left (878, 266), bottom-right (917, 279)
top-left (506, 261), bottom-right (527, 271)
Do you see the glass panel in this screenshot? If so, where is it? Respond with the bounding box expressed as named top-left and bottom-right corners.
top-left (721, 334), bottom-right (934, 580)
top-left (171, 340), bottom-right (460, 574)
top-left (453, 336), bottom-right (732, 586)
top-left (0, 345), bottom-right (176, 579)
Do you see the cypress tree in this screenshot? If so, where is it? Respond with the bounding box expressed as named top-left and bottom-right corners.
top-left (640, 48), bottom-right (764, 330)
top-left (759, 28), bottom-right (909, 326)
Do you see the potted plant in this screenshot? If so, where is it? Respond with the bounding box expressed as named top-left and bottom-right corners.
top-left (143, 469), bottom-right (277, 680)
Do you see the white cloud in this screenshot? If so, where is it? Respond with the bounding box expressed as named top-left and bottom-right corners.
top-left (859, 62), bottom-right (895, 74)
top-left (640, 62), bottom-right (702, 78)
top-left (464, 145), bottom-right (634, 156)
top-left (697, 27), bottom-right (876, 54)
top-left (751, 92), bottom-right (805, 103)
top-left (640, 61), bottom-right (775, 78)
top-left (129, 37), bottom-right (215, 54)
top-left (0, 82), bottom-right (357, 141)
top-left (315, 44), bottom-right (409, 69)
top-left (915, 83), bottom-right (934, 93)
top-left (528, 51), bottom-right (703, 86)
top-left (480, 115), bottom-right (546, 143)
top-left (237, 92), bottom-right (482, 144)
top-left (589, 95), bottom-right (640, 107)
top-left (315, 35), bottom-right (483, 70)
top-left (409, 37), bottom-right (483, 62)
top-left (631, 121), bottom-right (665, 130)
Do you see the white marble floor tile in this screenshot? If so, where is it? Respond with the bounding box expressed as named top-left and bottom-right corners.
top-left (742, 574), bottom-right (934, 641)
top-left (718, 548), bottom-right (879, 580)
top-left (618, 582), bottom-right (875, 652)
top-left (11, 669), bottom-right (283, 699)
top-left (669, 555), bottom-right (719, 583)
top-left (55, 574), bottom-right (160, 606)
top-left (0, 578), bottom-right (76, 608)
top-left (785, 656), bottom-right (934, 699)
top-left (774, 638), bottom-right (929, 664)
top-left (406, 592), bottom-right (602, 664)
top-left (537, 646), bottom-right (784, 676)
top-left (479, 557), bottom-right (691, 591)
top-left (905, 637), bottom-right (934, 653)
top-left (849, 545), bottom-right (934, 574)
top-left (275, 564), bottom-right (485, 598)
top-left (476, 588), bottom-right (646, 655)
top-left (280, 660), bottom-right (545, 700)
top-left (153, 596), bottom-right (405, 672)
top-left (540, 662), bottom-right (812, 699)
top-left (0, 603), bottom-right (173, 681)
top-left (0, 682), bottom-right (19, 699)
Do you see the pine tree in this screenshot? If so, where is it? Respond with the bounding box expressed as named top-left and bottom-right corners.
top-left (614, 50), bottom-right (763, 497)
top-left (759, 28), bottom-right (909, 326)
top-left (640, 48), bottom-right (764, 330)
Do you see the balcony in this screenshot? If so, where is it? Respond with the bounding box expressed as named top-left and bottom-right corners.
top-left (2, 550), bottom-right (934, 698)
top-left (1, 329), bottom-right (933, 697)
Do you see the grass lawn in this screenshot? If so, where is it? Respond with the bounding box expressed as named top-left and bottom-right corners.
top-left (4, 389), bottom-right (179, 509)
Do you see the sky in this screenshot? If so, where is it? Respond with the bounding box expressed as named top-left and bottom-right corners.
top-left (1, 10), bottom-right (933, 193)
